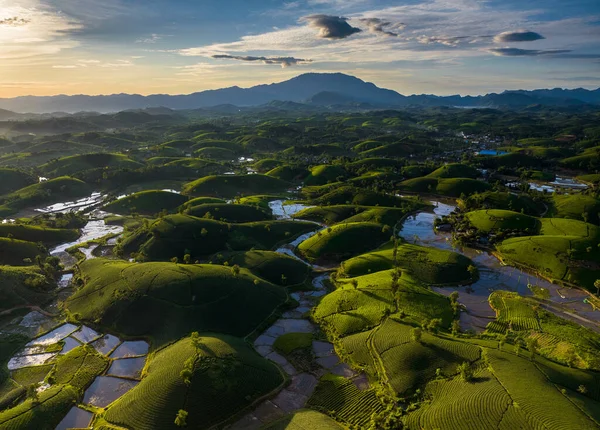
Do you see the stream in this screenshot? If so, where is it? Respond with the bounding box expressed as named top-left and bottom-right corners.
top-left (399, 202), bottom-right (599, 333)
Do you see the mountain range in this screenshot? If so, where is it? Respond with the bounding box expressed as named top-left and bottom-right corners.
top-left (0, 73), bottom-right (598, 114)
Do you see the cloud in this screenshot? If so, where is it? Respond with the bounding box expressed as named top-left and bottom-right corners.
top-left (136, 33), bottom-right (162, 43)
top-left (212, 54), bottom-right (312, 68)
top-left (417, 35), bottom-right (470, 46)
top-left (52, 65), bottom-right (77, 69)
top-left (302, 14), bottom-right (362, 39)
top-left (488, 48), bottom-right (571, 56)
top-left (0, 17), bottom-right (31, 26)
top-left (494, 30), bottom-right (545, 43)
top-left (359, 18), bottom-right (403, 37)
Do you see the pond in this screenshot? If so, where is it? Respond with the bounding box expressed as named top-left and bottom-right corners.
top-left (8, 353), bottom-right (57, 370)
top-left (269, 200), bottom-right (314, 220)
top-left (107, 357), bottom-right (146, 379)
top-left (110, 340), bottom-right (150, 358)
top-left (26, 323), bottom-right (79, 346)
top-left (34, 192), bottom-right (104, 214)
top-left (83, 376), bottom-right (139, 407)
top-left (478, 150), bottom-right (508, 156)
top-left (72, 326), bottom-right (102, 344)
top-left (55, 407), bottom-right (94, 430)
top-left (92, 334), bottom-right (121, 355)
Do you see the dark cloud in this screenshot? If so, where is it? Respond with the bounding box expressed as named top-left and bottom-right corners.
top-left (489, 48), bottom-right (571, 56)
top-left (494, 30), bottom-right (545, 43)
top-left (359, 18), bottom-right (403, 37)
top-left (302, 15), bottom-right (362, 39)
top-left (0, 17), bottom-right (31, 26)
top-left (211, 54), bottom-right (312, 68)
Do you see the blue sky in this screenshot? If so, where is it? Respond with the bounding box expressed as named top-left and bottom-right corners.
top-left (0, 0), bottom-right (598, 96)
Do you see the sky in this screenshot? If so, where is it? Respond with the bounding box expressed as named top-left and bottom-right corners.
top-left (0, 0), bottom-right (598, 97)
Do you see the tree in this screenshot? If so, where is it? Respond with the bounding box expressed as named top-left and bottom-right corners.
top-left (578, 385), bottom-right (588, 395)
top-left (427, 318), bottom-right (442, 333)
top-left (451, 320), bottom-right (460, 335)
top-left (525, 337), bottom-right (539, 361)
top-left (183, 254), bottom-right (191, 264)
top-left (231, 264), bottom-right (241, 277)
top-left (467, 265), bottom-right (478, 280)
top-left (201, 228), bottom-right (208, 237)
top-left (26, 384), bottom-right (39, 404)
top-left (351, 279), bottom-right (358, 289)
top-left (280, 274), bottom-right (287, 285)
top-left (175, 409), bottom-right (188, 427)
top-left (594, 279), bottom-right (600, 297)
top-left (171, 257), bottom-right (179, 264)
top-left (457, 362), bottom-right (473, 382)
top-left (411, 327), bottom-right (422, 343)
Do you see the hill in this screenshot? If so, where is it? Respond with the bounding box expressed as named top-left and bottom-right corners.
top-left (66, 259), bottom-right (288, 345)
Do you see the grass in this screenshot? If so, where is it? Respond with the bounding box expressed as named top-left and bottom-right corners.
top-left (0, 169), bottom-right (36, 196)
top-left (464, 210), bottom-right (539, 233)
top-left (182, 174), bottom-right (290, 198)
top-left (266, 165), bottom-right (309, 182)
top-left (0, 224), bottom-right (79, 246)
top-left (307, 186), bottom-right (409, 207)
top-left (116, 214), bottom-right (317, 262)
top-left (295, 201), bottom-right (426, 227)
top-left (0, 384), bottom-right (78, 430)
top-left (0, 176), bottom-right (92, 215)
top-left (460, 191), bottom-right (546, 216)
top-left (297, 222), bottom-right (390, 262)
top-left (103, 190), bottom-right (188, 216)
top-left (67, 259), bottom-right (288, 345)
top-left (210, 250), bottom-right (310, 286)
top-left (40, 153), bottom-right (142, 177)
top-left (181, 196), bottom-right (226, 208)
top-left (51, 345), bottom-right (110, 391)
top-left (399, 177), bottom-right (491, 197)
top-left (103, 334), bottom-right (284, 429)
top-left (307, 373), bottom-right (385, 428)
top-left (487, 291), bottom-right (600, 370)
top-left (264, 410), bottom-right (345, 429)
top-left (195, 146), bottom-right (236, 160)
top-left (340, 242), bottom-right (475, 285)
top-left (0, 238), bottom-right (46, 266)
top-left (495, 219), bottom-right (600, 291)
top-left (426, 163), bottom-right (480, 179)
top-left (304, 165), bottom-right (348, 186)
top-left (273, 333), bottom-right (313, 355)
top-left (551, 194), bottom-right (600, 225)
top-left (186, 203), bottom-right (271, 223)
top-left (314, 271), bottom-right (453, 337)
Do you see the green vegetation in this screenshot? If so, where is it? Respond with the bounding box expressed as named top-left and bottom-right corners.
top-left (340, 242), bottom-right (475, 284)
top-left (40, 153), bottom-right (142, 177)
top-left (0, 265), bottom-right (54, 312)
top-left (273, 333), bottom-right (313, 355)
top-left (0, 176), bottom-right (92, 216)
top-left (0, 238), bottom-right (46, 266)
top-left (0, 169), bottom-right (36, 196)
top-left (399, 177), bottom-right (491, 197)
top-left (304, 165), bottom-right (348, 186)
top-left (103, 334), bottom-right (283, 429)
top-left (426, 163), bottom-right (480, 179)
top-left (298, 222), bottom-right (390, 262)
top-left (210, 250), bottom-right (309, 285)
top-left (186, 203), bottom-right (271, 223)
top-left (265, 410), bottom-right (345, 429)
top-left (103, 190), bottom-right (188, 216)
top-left (116, 214), bottom-right (317, 262)
top-left (551, 194), bottom-right (600, 225)
top-left (183, 174), bottom-right (290, 198)
top-left (0, 224), bottom-right (78, 246)
top-left (459, 191), bottom-right (546, 216)
top-left (67, 259), bottom-right (288, 345)
top-left (266, 165), bottom-right (309, 182)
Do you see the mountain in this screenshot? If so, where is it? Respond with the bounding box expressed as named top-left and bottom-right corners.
top-left (0, 73), bottom-right (598, 114)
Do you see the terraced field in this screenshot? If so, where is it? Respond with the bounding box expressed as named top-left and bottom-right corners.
top-left (103, 334), bottom-right (283, 429)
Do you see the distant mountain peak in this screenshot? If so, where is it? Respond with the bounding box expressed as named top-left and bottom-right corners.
top-left (0, 72), bottom-right (597, 114)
